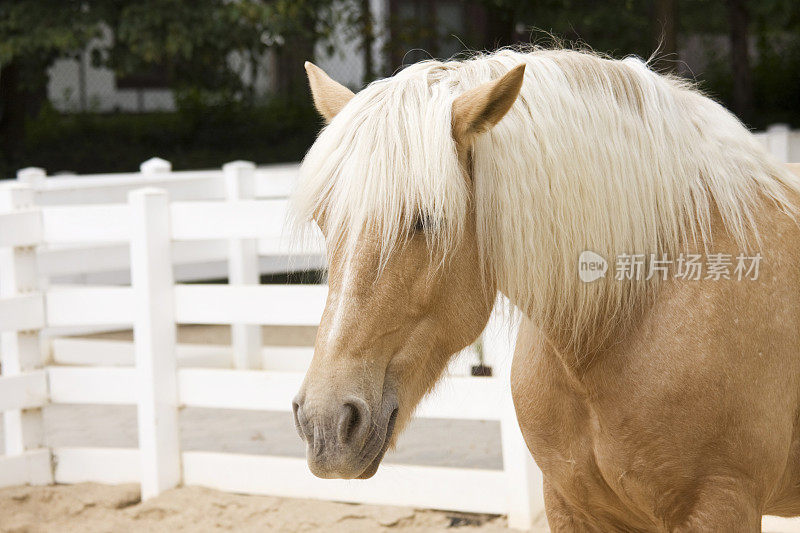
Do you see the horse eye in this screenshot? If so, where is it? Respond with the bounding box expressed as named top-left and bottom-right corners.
top-left (413, 214), bottom-right (433, 233)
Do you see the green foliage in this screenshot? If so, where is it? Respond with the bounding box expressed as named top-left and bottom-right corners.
top-left (8, 99), bottom-right (321, 177)
top-left (0, 0), bottom-right (344, 174)
top-left (475, 0), bottom-right (800, 127)
top-left (0, 0), bottom-right (349, 103)
top-left (0, 1), bottom-right (100, 65)
top-left (102, 0), bottom-right (348, 104)
top-left (523, 0), bottom-right (652, 58)
top-left (0, 0), bottom-right (102, 91)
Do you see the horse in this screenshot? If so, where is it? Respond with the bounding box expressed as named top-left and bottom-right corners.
top-left (289, 48), bottom-right (800, 531)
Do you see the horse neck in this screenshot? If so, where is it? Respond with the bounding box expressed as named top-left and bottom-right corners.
top-left (503, 287), bottom-right (648, 372)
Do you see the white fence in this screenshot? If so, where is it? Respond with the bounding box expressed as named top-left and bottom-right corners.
top-left (2, 159), bottom-right (800, 532)
top-left (20, 158), bottom-right (324, 289)
top-left (0, 161), bottom-right (546, 531)
top-left (754, 124), bottom-right (800, 163)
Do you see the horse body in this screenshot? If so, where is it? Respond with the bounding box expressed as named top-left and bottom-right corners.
top-left (291, 48), bottom-right (800, 531)
top-left (512, 193), bottom-right (800, 530)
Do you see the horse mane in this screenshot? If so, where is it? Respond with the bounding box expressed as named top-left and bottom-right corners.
top-left (292, 47), bottom-right (800, 352)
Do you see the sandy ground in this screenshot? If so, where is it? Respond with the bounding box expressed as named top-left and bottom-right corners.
top-left (0, 483), bottom-right (510, 533)
top-left (1, 325), bottom-right (511, 532)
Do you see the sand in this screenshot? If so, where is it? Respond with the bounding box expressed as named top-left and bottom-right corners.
top-left (0, 483), bottom-right (511, 532)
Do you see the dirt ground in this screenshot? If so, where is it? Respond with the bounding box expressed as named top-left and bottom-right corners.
top-left (0, 483), bottom-right (511, 533)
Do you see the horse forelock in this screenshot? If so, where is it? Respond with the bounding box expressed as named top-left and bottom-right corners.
top-left (291, 60), bottom-right (470, 271)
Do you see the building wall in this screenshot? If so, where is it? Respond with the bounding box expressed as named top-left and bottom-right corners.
top-left (47, 26), bottom-right (176, 113)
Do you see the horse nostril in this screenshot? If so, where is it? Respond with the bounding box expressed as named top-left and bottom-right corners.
top-left (337, 399), bottom-right (370, 444)
top-left (292, 400), bottom-right (308, 442)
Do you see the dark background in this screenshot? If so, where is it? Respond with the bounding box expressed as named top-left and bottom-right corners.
top-left (1, 0), bottom-right (798, 177)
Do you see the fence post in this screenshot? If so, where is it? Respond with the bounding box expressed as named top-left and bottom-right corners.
top-left (483, 301), bottom-right (547, 531)
top-left (0, 183), bottom-right (51, 482)
top-left (140, 157), bottom-right (172, 177)
top-left (129, 187), bottom-right (181, 499)
top-left (16, 167), bottom-right (46, 189)
top-left (766, 124), bottom-right (791, 163)
top-left (224, 161), bottom-right (261, 370)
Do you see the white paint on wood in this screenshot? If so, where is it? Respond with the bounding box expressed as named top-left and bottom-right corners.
top-left (253, 163), bottom-right (299, 198)
top-left (766, 124), bottom-right (791, 163)
top-left (41, 204), bottom-right (130, 243)
top-left (182, 452), bottom-right (508, 515)
top-left (0, 183), bottom-right (35, 210)
top-left (415, 376), bottom-right (505, 421)
top-left (51, 338), bottom-right (230, 368)
top-left (225, 161), bottom-right (262, 370)
top-left (170, 200), bottom-right (287, 240)
top-left (20, 164), bottom-right (298, 202)
top-left (0, 449), bottom-right (52, 487)
top-left (39, 241), bottom-right (323, 280)
top-left (178, 368), bottom-right (302, 411)
top-left (140, 157), bottom-right (172, 175)
top-left (49, 338), bottom-right (315, 371)
top-left (45, 286), bottom-right (134, 326)
top-left (261, 346), bottom-right (314, 371)
top-left (0, 185), bottom-right (47, 466)
top-left (16, 167), bottom-right (47, 186)
top-left (39, 243), bottom-right (130, 277)
top-left (174, 284), bottom-right (327, 326)
top-left (257, 235), bottom-right (325, 257)
top-left (129, 188), bottom-right (181, 499)
top-left (0, 371), bottom-right (48, 411)
top-left (0, 210), bottom-right (42, 247)
top-left (47, 366), bottom-right (136, 404)
top-left (38, 169), bottom-right (219, 191)
top-left (36, 176), bottom-right (225, 206)
top-left (763, 516), bottom-right (800, 532)
top-left (0, 294), bottom-right (45, 332)
top-left (53, 447), bottom-right (140, 484)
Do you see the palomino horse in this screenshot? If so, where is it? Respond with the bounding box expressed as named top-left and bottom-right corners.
top-left (290, 48), bottom-right (800, 531)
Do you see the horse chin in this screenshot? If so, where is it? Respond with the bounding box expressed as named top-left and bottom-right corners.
top-left (357, 407), bottom-right (398, 479)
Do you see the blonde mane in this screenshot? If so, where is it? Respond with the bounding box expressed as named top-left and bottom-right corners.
top-left (292, 48), bottom-right (800, 352)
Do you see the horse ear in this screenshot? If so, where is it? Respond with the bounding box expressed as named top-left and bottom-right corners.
top-left (451, 64), bottom-right (525, 146)
top-left (305, 61), bottom-right (355, 123)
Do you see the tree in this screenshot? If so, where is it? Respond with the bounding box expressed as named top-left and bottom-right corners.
top-left (726, 0), bottom-right (753, 121)
top-left (0, 1), bottom-right (101, 164)
top-left (360, 0), bottom-right (375, 85)
top-left (101, 1), bottom-right (346, 103)
top-left (653, 0), bottom-right (679, 72)
top-left (0, 0), bottom-right (347, 171)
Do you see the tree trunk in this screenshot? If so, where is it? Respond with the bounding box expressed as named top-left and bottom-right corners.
top-left (726, 0), bottom-right (753, 122)
top-left (361, 0), bottom-right (375, 86)
top-left (484, 4), bottom-right (516, 49)
top-left (0, 61), bottom-right (25, 167)
top-left (275, 37), bottom-right (316, 100)
top-left (652, 0), bottom-right (679, 72)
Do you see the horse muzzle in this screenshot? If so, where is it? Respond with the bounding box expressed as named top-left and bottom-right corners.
top-left (292, 392), bottom-right (398, 479)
